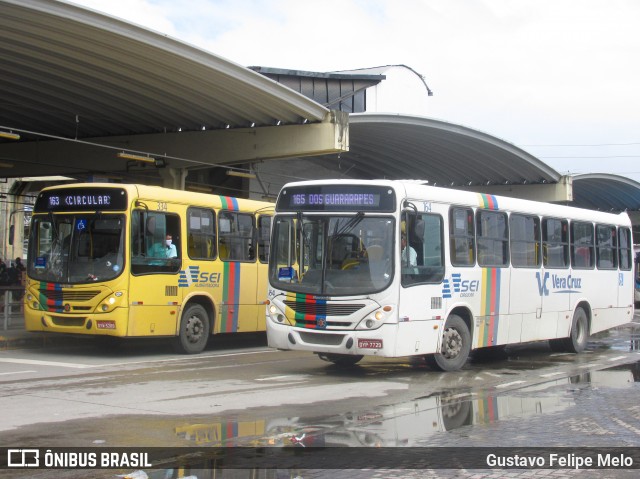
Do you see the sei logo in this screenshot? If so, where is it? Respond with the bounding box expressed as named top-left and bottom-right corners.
top-left (443, 273), bottom-right (480, 298)
top-left (179, 266), bottom-right (222, 288)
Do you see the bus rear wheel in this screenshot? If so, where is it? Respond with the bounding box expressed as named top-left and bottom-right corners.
top-left (550, 307), bottom-right (588, 354)
top-left (567, 307), bottom-right (589, 353)
top-left (425, 314), bottom-right (471, 372)
top-left (174, 304), bottom-right (210, 354)
top-left (317, 353), bottom-right (363, 366)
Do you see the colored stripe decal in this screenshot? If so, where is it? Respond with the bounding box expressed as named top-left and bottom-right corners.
top-left (221, 262), bottom-right (240, 332)
top-left (225, 421), bottom-right (238, 442)
top-left (220, 196), bottom-right (239, 211)
top-left (39, 281), bottom-right (64, 313)
top-left (480, 268), bottom-right (501, 346)
top-left (285, 292), bottom-right (327, 329)
top-left (219, 195), bottom-right (240, 332)
top-left (478, 193), bottom-right (499, 210)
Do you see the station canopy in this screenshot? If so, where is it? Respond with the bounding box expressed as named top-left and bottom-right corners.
top-left (1, 0), bottom-right (639, 214)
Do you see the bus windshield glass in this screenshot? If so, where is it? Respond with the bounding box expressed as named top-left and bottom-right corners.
top-left (27, 214), bottom-right (125, 284)
top-left (270, 214), bottom-right (394, 296)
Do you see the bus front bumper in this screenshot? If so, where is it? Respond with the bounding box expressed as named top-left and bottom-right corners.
top-left (24, 307), bottom-right (130, 336)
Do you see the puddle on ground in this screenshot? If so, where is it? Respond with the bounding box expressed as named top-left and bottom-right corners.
top-left (171, 360), bottom-right (640, 451)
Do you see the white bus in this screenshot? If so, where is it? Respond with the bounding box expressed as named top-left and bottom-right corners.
top-left (266, 180), bottom-right (634, 371)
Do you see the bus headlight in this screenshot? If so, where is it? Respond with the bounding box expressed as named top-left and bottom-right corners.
top-left (26, 293), bottom-right (42, 311)
top-left (356, 305), bottom-right (393, 330)
top-left (98, 292), bottom-right (125, 313)
top-left (267, 303), bottom-right (292, 325)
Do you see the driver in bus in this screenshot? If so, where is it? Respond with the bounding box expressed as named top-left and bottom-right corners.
top-left (165, 234), bottom-right (178, 258)
top-left (401, 233), bottom-right (417, 268)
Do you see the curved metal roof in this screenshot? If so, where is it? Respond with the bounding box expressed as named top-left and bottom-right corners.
top-left (0, 0), bottom-right (327, 140)
top-left (1, 1), bottom-right (640, 214)
top-left (336, 113), bottom-right (562, 187)
top-left (572, 173), bottom-right (640, 212)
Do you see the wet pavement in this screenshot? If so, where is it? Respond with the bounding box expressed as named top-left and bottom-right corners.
top-left (2, 315), bottom-right (640, 478)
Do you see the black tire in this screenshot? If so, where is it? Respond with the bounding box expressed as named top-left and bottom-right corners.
top-left (317, 353), bottom-right (363, 366)
top-left (174, 304), bottom-right (210, 354)
top-left (471, 344), bottom-right (508, 362)
top-left (548, 338), bottom-right (566, 352)
top-left (564, 307), bottom-right (589, 353)
top-left (425, 314), bottom-right (471, 372)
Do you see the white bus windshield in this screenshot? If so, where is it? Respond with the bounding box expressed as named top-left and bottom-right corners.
top-left (270, 214), bottom-right (394, 296)
top-left (28, 214), bottom-right (125, 284)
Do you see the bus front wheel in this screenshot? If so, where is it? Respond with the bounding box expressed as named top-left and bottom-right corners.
top-left (174, 304), bottom-right (210, 354)
top-left (425, 314), bottom-right (471, 372)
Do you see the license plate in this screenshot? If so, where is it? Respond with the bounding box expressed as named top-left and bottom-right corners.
top-left (358, 338), bottom-right (383, 349)
top-left (96, 320), bottom-right (116, 330)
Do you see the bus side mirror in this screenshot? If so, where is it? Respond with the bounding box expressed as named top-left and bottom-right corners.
top-left (8, 225), bottom-right (14, 246)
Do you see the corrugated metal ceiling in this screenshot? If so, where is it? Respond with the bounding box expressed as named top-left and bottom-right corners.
top-left (0, 0), bottom-right (328, 141)
top-left (1, 0), bottom-right (639, 213)
top-left (572, 173), bottom-right (640, 212)
top-left (337, 114), bottom-right (561, 187)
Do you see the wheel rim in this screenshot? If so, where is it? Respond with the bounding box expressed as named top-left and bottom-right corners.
top-left (185, 315), bottom-right (204, 344)
top-left (574, 315), bottom-right (586, 344)
top-left (441, 327), bottom-right (463, 359)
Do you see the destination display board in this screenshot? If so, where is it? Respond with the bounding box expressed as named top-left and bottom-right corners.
top-left (276, 185), bottom-right (396, 212)
top-left (34, 187), bottom-right (129, 212)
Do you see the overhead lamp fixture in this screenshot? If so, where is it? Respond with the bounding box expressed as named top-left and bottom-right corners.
top-left (227, 170), bottom-right (256, 179)
top-left (117, 152), bottom-right (156, 164)
top-left (0, 131), bottom-right (20, 140)
top-left (0, 160), bottom-right (14, 168)
top-left (188, 185), bottom-right (213, 193)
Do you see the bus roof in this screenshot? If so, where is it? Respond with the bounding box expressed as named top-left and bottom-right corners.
top-left (36, 183), bottom-right (274, 213)
top-left (279, 179), bottom-right (631, 226)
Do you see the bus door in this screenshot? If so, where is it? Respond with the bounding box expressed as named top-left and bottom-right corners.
top-left (217, 210), bottom-right (260, 333)
top-left (539, 218), bottom-right (571, 338)
top-left (398, 211), bottom-right (446, 356)
top-left (255, 214), bottom-right (272, 331)
top-left (590, 224), bottom-right (625, 330)
top-left (509, 214), bottom-right (543, 342)
top-left (128, 209), bottom-right (182, 337)
top-left (475, 209), bottom-right (511, 347)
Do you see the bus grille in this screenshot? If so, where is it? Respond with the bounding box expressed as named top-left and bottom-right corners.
top-left (39, 290), bottom-right (101, 302)
top-left (299, 331), bottom-right (345, 346)
top-left (283, 301), bottom-right (365, 317)
top-left (51, 316), bottom-right (86, 327)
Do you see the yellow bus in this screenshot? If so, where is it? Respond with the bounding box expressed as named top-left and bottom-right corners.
top-left (24, 183), bottom-right (273, 353)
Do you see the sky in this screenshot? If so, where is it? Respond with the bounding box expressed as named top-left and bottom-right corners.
top-left (69, 0), bottom-right (640, 183)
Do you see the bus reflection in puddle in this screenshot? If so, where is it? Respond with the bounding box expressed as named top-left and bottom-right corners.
top-left (173, 362), bottom-right (638, 449)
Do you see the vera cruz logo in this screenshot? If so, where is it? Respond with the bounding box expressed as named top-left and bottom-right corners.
top-left (536, 271), bottom-right (583, 296)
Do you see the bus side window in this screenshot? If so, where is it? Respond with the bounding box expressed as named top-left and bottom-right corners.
top-left (187, 207), bottom-right (216, 260)
top-left (449, 207), bottom-right (475, 267)
top-left (571, 221), bottom-right (594, 269)
top-left (618, 227), bottom-right (632, 271)
top-left (258, 215), bottom-right (272, 263)
top-left (402, 212), bottom-right (444, 285)
top-left (476, 210), bottom-right (509, 267)
top-left (219, 211), bottom-right (256, 262)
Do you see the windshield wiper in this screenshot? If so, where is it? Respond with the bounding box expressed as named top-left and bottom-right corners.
top-left (333, 211), bottom-right (364, 237)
